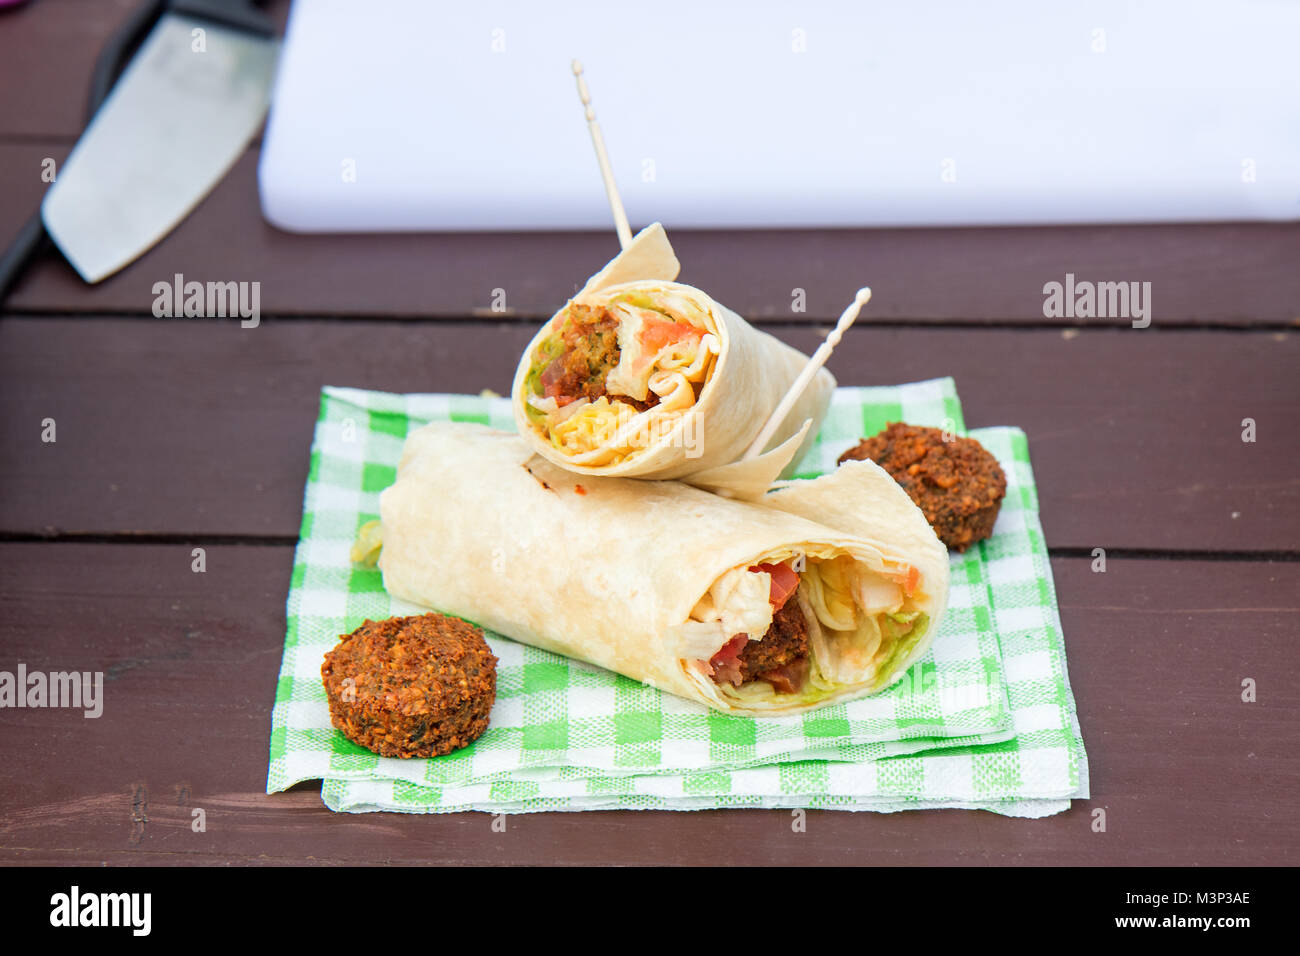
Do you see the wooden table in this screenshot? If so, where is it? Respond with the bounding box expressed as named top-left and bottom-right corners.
top-left (1, 0), bottom-right (1296, 866)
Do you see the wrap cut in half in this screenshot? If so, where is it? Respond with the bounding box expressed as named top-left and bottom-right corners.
top-left (377, 421), bottom-right (950, 716)
top-left (510, 223), bottom-right (835, 500)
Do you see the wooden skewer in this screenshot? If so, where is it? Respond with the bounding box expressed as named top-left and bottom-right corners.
top-left (742, 287), bottom-right (872, 461)
top-left (572, 59), bottom-right (633, 249)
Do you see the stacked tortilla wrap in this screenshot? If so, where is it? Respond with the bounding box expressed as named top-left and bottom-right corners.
top-left (378, 422), bottom-right (950, 717)
top-left (511, 223), bottom-right (835, 500)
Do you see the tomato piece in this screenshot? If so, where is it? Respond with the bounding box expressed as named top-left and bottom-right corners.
top-left (636, 316), bottom-right (703, 356)
top-left (749, 562), bottom-right (800, 610)
top-left (708, 634), bottom-right (748, 687)
top-left (539, 358), bottom-right (567, 399)
top-left (712, 634), bottom-right (747, 662)
top-left (885, 564), bottom-right (920, 597)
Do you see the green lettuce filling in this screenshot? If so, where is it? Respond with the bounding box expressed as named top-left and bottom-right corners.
top-left (872, 612), bottom-right (930, 686)
top-left (523, 331), bottom-right (565, 424)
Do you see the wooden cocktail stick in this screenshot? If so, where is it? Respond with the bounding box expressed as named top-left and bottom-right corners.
top-left (743, 287), bottom-right (872, 461)
top-left (572, 59), bottom-right (633, 249)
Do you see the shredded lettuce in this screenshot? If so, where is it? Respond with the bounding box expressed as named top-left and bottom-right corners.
top-left (872, 613), bottom-right (930, 686)
top-left (523, 331), bottom-right (566, 424)
top-left (525, 333), bottom-right (562, 395)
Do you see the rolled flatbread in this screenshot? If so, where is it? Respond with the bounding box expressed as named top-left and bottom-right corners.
top-left (511, 224), bottom-right (834, 500)
top-left (377, 421), bottom-right (950, 716)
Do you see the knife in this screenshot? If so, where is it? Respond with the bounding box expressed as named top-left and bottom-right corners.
top-left (0, 0), bottom-right (278, 296)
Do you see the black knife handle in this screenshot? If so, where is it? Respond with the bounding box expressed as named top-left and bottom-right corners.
top-left (168, 0), bottom-right (275, 38)
top-left (0, 213), bottom-right (46, 306)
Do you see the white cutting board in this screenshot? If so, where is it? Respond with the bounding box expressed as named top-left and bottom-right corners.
top-left (258, 0), bottom-right (1300, 231)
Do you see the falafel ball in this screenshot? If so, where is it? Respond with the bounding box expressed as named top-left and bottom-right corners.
top-left (321, 613), bottom-right (497, 758)
top-left (838, 422), bottom-right (1007, 552)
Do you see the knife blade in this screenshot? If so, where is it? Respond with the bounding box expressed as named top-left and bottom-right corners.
top-left (41, 7), bottom-right (278, 284)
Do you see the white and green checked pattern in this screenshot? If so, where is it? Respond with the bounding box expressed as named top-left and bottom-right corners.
top-left (267, 378), bottom-right (1088, 817)
top-left (268, 379), bottom-right (1006, 783)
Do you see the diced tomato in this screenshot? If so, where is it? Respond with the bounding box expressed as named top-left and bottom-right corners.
top-left (539, 358), bottom-right (568, 401)
top-left (749, 562), bottom-right (800, 610)
top-left (885, 564), bottom-right (920, 597)
top-left (708, 634), bottom-right (748, 687)
top-left (540, 372), bottom-right (575, 406)
top-left (636, 316), bottom-right (704, 356)
top-left (711, 634), bottom-right (747, 664)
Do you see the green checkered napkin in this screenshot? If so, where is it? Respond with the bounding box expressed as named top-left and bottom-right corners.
top-left (267, 378), bottom-right (1088, 817)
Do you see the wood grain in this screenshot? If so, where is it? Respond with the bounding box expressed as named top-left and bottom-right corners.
top-left (0, 317), bottom-right (1294, 551)
top-left (0, 0), bottom-right (137, 141)
top-left (0, 144), bottom-right (67, 248)
top-left (2, 144), bottom-right (1298, 324)
top-left (0, 544), bottom-right (1294, 865)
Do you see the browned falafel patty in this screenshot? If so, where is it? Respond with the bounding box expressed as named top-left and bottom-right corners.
top-left (838, 422), bottom-right (1007, 552)
top-left (737, 600), bottom-right (809, 680)
top-left (321, 613), bottom-right (497, 758)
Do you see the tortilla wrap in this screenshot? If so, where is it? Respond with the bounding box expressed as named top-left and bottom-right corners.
top-left (377, 421), bottom-right (950, 716)
top-left (511, 224), bottom-right (834, 500)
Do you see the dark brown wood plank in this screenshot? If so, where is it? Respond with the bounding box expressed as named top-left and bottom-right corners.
top-left (0, 0), bottom-right (291, 142)
top-left (0, 544), bottom-right (1295, 865)
top-left (2, 144), bottom-right (1298, 324)
top-left (0, 0), bottom-right (137, 141)
top-left (0, 145), bottom-right (69, 271)
top-left (0, 318), bottom-right (1295, 551)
